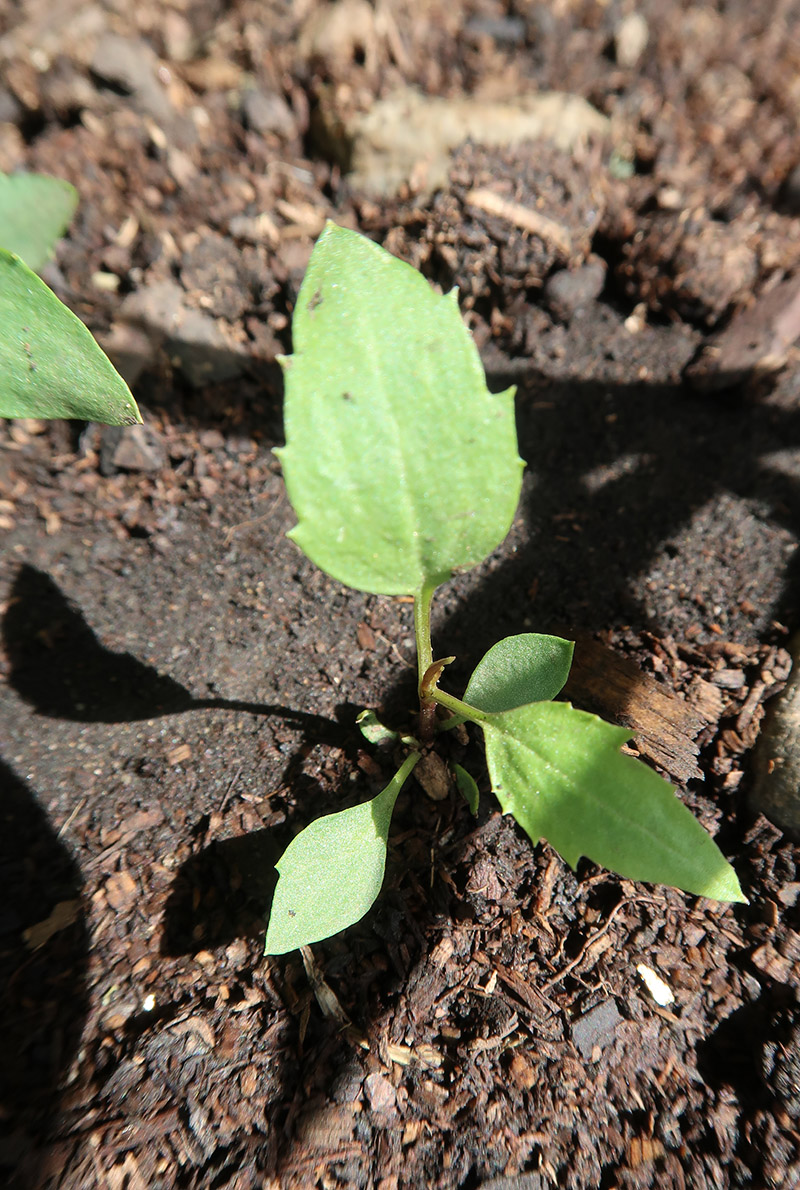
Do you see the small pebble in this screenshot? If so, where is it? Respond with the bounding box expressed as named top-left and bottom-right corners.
top-left (240, 88), bottom-right (298, 139)
top-left (571, 998), bottom-right (622, 1060)
top-left (99, 423), bottom-right (167, 476)
top-left (615, 13), bottom-right (649, 69)
top-left (543, 257), bottom-right (606, 321)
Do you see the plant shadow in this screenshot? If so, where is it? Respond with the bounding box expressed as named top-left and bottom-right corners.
top-left (0, 757), bottom-right (89, 1190)
top-left (437, 372), bottom-right (800, 690)
top-left (160, 828), bottom-right (280, 955)
top-left (3, 564), bottom-right (346, 743)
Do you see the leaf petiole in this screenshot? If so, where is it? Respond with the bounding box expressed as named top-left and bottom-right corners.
top-left (429, 686), bottom-right (490, 725)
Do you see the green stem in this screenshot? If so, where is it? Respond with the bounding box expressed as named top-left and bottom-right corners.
top-left (429, 687), bottom-right (490, 725)
top-left (413, 582), bottom-right (435, 692)
top-left (414, 583), bottom-right (437, 744)
top-left (394, 749), bottom-right (423, 785)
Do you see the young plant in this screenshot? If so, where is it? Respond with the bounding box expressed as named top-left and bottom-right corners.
top-left (0, 170), bottom-right (140, 425)
top-left (264, 223), bottom-right (745, 955)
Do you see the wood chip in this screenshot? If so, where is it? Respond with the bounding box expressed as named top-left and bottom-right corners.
top-left (364, 1072), bottom-right (398, 1115)
top-left (356, 620), bottom-right (376, 650)
top-left (169, 1014), bottom-right (216, 1050)
top-left (104, 1152), bottom-right (149, 1190)
top-left (750, 941), bottom-right (800, 983)
top-left (23, 898), bottom-right (82, 949)
top-left (167, 742), bottom-right (192, 766)
top-left (564, 633), bottom-right (708, 782)
top-left (628, 1137), bottom-right (665, 1168)
top-left (105, 870), bottom-right (138, 911)
top-left (300, 945), bottom-right (351, 1026)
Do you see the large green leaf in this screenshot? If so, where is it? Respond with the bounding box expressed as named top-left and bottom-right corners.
top-left (0, 250), bottom-right (141, 424)
top-left (277, 223), bottom-right (524, 595)
top-left (465, 633), bottom-right (575, 712)
top-left (0, 171), bottom-right (78, 272)
top-left (480, 700), bottom-right (745, 902)
top-left (264, 752), bottom-right (420, 954)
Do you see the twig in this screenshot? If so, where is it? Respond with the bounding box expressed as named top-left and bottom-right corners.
top-left (219, 764), bottom-right (242, 812)
top-left (57, 797), bottom-right (86, 838)
top-left (465, 187), bottom-right (573, 257)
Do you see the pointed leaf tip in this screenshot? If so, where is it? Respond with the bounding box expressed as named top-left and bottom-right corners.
top-left (0, 251), bottom-right (141, 424)
top-left (480, 700), bottom-right (745, 904)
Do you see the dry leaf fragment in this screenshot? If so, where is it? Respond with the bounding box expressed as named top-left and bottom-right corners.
top-left (23, 898), bottom-right (82, 949)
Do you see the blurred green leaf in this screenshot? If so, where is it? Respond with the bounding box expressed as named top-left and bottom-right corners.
top-left (0, 171), bottom-right (78, 271)
top-left (0, 250), bottom-right (141, 424)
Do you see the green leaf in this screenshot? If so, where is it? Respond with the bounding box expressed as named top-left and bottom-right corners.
top-left (0, 171), bottom-right (78, 271)
top-left (453, 763), bottom-right (480, 815)
top-left (0, 250), bottom-right (141, 424)
top-left (464, 633), bottom-right (574, 712)
top-left (264, 752), bottom-right (420, 954)
top-left (356, 708), bottom-right (400, 745)
top-left (277, 223), bottom-right (524, 595)
top-left (479, 700), bottom-right (746, 903)
top-left (356, 708), bottom-right (419, 748)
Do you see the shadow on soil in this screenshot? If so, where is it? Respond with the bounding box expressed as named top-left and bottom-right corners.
top-left (3, 564), bottom-right (347, 735)
top-left (0, 758), bottom-right (89, 1190)
top-left (5, 364), bottom-right (800, 1183)
top-left (698, 986), bottom-right (786, 1106)
top-left (1, 565), bottom-right (373, 945)
top-left (160, 827), bottom-right (280, 955)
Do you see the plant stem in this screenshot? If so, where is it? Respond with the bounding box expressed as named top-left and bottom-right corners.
top-left (414, 582), bottom-right (436, 744)
top-left (412, 585), bottom-right (487, 737)
top-left (413, 582), bottom-right (435, 691)
top-left (392, 749), bottom-right (423, 787)
top-left (429, 687), bottom-right (490, 725)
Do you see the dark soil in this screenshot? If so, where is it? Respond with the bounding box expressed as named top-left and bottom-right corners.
top-left (2, 2), bottom-right (800, 1187)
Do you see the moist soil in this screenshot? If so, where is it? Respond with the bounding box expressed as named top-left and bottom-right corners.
top-left (2, 2), bottom-right (800, 1187)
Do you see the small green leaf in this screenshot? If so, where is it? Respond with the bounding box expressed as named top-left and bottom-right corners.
top-left (278, 223), bottom-right (524, 595)
top-left (356, 708), bottom-right (400, 745)
top-left (356, 709), bottom-right (419, 749)
top-left (0, 171), bottom-right (78, 271)
top-left (480, 700), bottom-right (746, 903)
top-left (464, 633), bottom-right (575, 712)
top-left (265, 752), bottom-right (420, 954)
top-left (453, 763), bottom-right (480, 815)
top-left (0, 250), bottom-right (141, 424)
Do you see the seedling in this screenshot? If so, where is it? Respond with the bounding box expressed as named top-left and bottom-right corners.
top-left (0, 170), bottom-right (140, 425)
top-left (265, 223), bottom-right (745, 955)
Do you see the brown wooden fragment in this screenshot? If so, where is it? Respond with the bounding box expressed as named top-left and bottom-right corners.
top-left (685, 272), bottom-right (800, 390)
top-left (563, 633), bottom-right (713, 783)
